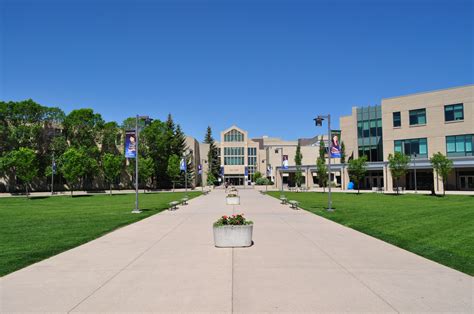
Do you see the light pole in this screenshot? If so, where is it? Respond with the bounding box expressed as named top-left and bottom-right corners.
top-left (201, 159), bottom-right (207, 192)
top-left (51, 152), bottom-right (55, 195)
top-left (183, 149), bottom-right (193, 195)
top-left (314, 114), bottom-right (333, 211)
top-left (412, 153), bottom-right (418, 193)
top-left (132, 115), bottom-right (152, 214)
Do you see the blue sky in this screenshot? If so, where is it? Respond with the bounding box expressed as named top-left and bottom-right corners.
top-left (1, 0), bottom-right (472, 141)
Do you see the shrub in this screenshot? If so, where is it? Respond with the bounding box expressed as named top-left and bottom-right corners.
top-left (213, 214), bottom-right (253, 227)
top-left (255, 177), bottom-right (273, 185)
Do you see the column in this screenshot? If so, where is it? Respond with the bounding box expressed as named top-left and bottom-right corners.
top-left (385, 163), bottom-right (393, 192)
top-left (433, 170), bottom-right (444, 194)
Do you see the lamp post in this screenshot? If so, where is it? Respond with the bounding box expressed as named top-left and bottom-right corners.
top-left (412, 153), bottom-right (418, 193)
top-left (51, 152), bottom-right (55, 195)
top-left (132, 115), bottom-right (152, 214)
top-left (201, 159), bottom-right (207, 192)
top-left (314, 114), bottom-right (333, 211)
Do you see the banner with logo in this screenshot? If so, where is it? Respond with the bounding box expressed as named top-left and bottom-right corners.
top-left (125, 131), bottom-right (137, 158)
top-left (244, 166), bottom-right (248, 178)
top-left (330, 130), bottom-right (342, 158)
top-left (198, 164), bottom-right (202, 175)
top-left (266, 165), bottom-right (272, 177)
top-left (180, 158), bottom-right (187, 172)
top-left (282, 155), bottom-right (289, 169)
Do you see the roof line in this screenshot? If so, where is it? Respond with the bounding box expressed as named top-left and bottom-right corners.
top-left (382, 84), bottom-right (474, 100)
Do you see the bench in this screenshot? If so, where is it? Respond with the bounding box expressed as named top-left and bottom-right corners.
top-left (180, 197), bottom-right (189, 205)
top-left (280, 196), bottom-right (288, 204)
top-left (289, 200), bottom-right (299, 209)
top-left (169, 201), bottom-right (179, 210)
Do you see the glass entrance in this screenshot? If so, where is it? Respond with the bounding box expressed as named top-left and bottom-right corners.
top-left (224, 175), bottom-right (245, 186)
top-left (459, 176), bottom-right (474, 190)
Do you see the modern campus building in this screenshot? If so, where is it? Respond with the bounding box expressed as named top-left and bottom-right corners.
top-left (340, 84), bottom-right (473, 192)
top-left (189, 84), bottom-right (473, 192)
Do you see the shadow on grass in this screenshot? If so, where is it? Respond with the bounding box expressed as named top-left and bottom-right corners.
top-left (71, 194), bottom-right (94, 198)
top-left (29, 196), bottom-right (51, 200)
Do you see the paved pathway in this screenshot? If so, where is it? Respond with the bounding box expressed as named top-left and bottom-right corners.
top-left (1, 189), bottom-right (472, 313)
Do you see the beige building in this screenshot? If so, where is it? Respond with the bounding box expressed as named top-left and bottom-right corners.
top-left (340, 84), bottom-right (474, 192)
top-left (187, 125), bottom-right (339, 189)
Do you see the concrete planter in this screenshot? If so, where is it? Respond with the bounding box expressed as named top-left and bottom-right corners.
top-left (213, 224), bottom-right (253, 247)
top-left (226, 196), bottom-right (240, 205)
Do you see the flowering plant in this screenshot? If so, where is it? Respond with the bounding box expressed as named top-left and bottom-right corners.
top-left (213, 214), bottom-right (253, 227)
top-left (226, 193), bottom-right (239, 198)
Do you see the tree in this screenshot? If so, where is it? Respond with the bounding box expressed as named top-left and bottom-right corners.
top-left (141, 119), bottom-right (168, 188)
top-left (7, 148), bottom-right (38, 197)
top-left (206, 171), bottom-right (216, 186)
top-left (102, 153), bottom-right (124, 195)
top-left (138, 157), bottom-right (154, 192)
top-left (59, 148), bottom-right (88, 196)
top-left (204, 126), bottom-right (220, 182)
top-left (63, 109), bottom-right (104, 149)
top-left (319, 138), bottom-right (326, 160)
top-left (316, 157), bottom-right (328, 192)
top-left (167, 154), bottom-right (181, 191)
top-left (388, 152), bottom-right (410, 195)
top-left (294, 143), bottom-right (303, 187)
top-left (340, 141), bottom-right (346, 164)
top-left (101, 122), bottom-right (121, 154)
top-left (430, 152), bottom-right (453, 196)
top-left (253, 171), bottom-right (262, 182)
top-left (348, 156), bottom-right (368, 194)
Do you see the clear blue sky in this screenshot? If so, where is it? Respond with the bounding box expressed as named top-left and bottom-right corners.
top-left (1, 0), bottom-right (472, 141)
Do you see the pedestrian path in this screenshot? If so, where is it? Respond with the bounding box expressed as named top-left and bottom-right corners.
top-left (1, 189), bottom-right (472, 312)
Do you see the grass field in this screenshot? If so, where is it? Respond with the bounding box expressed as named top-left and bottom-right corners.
top-left (0, 192), bottom-right (201, 276)
top-left (267, 191), bottom-right (474, 275)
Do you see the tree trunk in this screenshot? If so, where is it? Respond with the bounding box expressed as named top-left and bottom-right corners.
top-left (396, 178), bottom-right (400, 195)
top-left (110, 183), bottom-right (112, 196)
top-left (26, 184), bottom-right (29, 198)
top-left (443, 179), bottom-right (446, 196)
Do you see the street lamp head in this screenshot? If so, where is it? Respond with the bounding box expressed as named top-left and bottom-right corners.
top-left (314, 116), bottom-right (324, 127)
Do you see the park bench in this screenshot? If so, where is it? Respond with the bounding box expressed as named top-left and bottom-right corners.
top-left (169, 201), bottom-right (179, 210)
top-left (289, 200), bottom-right (299, 209)
top-left (180, 197), bottom-right (189, 205)
top-left (280, 196), bottom-right (288, 204)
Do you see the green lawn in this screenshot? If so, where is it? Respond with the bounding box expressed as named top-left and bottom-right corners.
top-left (267, 191), bottom-right (474, 275)
top-left (0, 192), bottom-right (201, 277)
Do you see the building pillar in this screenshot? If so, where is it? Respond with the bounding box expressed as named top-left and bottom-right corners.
top-left (433, 169), bottom-right (444, 194)
top-left (306, 167), bottom-right (313, 188)
top-left (275, 168), bottom-right (281, 190)
top-left (385, 163), bottom-right (393, 192)
top-left (342, 165), bottom-right (350, 190)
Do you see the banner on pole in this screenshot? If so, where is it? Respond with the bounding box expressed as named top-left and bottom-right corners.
top-left (198, 164), bottom-right (202, 175)
top-left (125, 131), bottom-right (137, 158)
top-left (330, 130), bottom-right (342, 158)
top-left (282, 155), bottom-right (289, 169)
top-left (244, 166), bottom-right (248, 178)
top-left (180, 158), bottom-right (187, 171)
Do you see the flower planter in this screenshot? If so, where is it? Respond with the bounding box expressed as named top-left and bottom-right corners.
top-left (226, 196), bottom-right (240, 205)
top-left (213, 224), bottom-right (253, 247)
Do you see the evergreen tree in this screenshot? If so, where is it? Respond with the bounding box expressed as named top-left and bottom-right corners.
top-left (204, 126), bottom-right (220, 183)
top-left (340, 141), bottom-right (346, 164)
top-left (319, 138), bottom-right (326, 160)
top-left (294, 143), bottom-right (303, 187)
top-left (316, 157), bottom-right (328, 192)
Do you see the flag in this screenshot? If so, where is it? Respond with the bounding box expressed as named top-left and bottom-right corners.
top-left (180, 158), bottom-right (187, 171)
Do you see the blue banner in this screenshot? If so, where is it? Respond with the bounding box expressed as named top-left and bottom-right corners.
top-left (52, 161), bottom-right (57, 174)
top-left (220, 166), bottom-right (224, 176)
top-left (124, 131), bottom-right (137, 158)
top-left (244, 166), bottom-right (248, 177)
top-left (180, 158), bottom-right (187, 171)
top-left (198, 164), bottom-right (202, 175)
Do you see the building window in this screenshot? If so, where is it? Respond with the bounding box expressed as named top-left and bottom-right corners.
top-left (444, 104), bottom-right (464, 122)
top-left (409, 109), bottom-right (426, 125)
top-left (224, 147), bottom-right (245, 165)
top-left (446, 134), bottom-right (473, 157)
top-left (224, 129), bottom-right (244, 142)
top-left (393, 112), bottom-right (401, 127)
top-left (394, 138), bottom-right (428, 157)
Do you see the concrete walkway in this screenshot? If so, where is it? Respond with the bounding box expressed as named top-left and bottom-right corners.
top-left (1, 189), bottom-right (472, 313)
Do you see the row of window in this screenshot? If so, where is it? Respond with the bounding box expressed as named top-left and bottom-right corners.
top-left (394, 134), bottom-right (473, 157)
top-left (224, 157), bottom-right (245, 165)
top-left (392, 103), bottom-right (464, 127)
top-left (224, 129), bottom-right (244, 142)
top-left (223, 147), bottom-right (244, 156)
